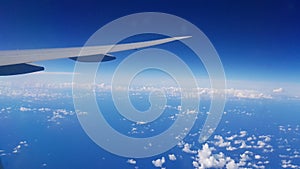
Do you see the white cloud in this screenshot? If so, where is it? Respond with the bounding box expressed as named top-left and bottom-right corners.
top-left (48, 109), bottom-right (75, 123)
top-left (226, 160), bottom-right (239, 169)
top-left (190, 131), bottom-right (275, 169)
top-left (247, 136), bottom-right (254, 141)
top-left (234, 140), bottom-right (242, 144)
top-left (226, 146), bottom-right (237, 151)
top-left (177, 140), bottom-right (185, 147)
top-left (252, 164), bottom-right (266, 169)
top-left (192, 161), bottom-right (199, 168)
top-left (127, 159), bottom-right (136, 165)
top-left (255, 155), bottom-right (261, 160)
top-left (239, 131), bottom-right (247, 138)
top-left (136, 121), bottom-right (147, 125)
top-left (193, 143), bottom-right (233, 169)
top-left (168, 154), bottom-right (176, 161)
top-left (273, 87), bottom-right (284, 93)
top-left (240, 152), bottom-right (251, 163)
top-left (77, 111), bottom-right (88, 116)
top-left (226, 134), bottom-right (238, 141)
top-left (38, 107), bottom-right (51, 112)
top-left (182, 143), bottom-right (197, 154)
top-left (11, 140), bottom-right (28, 154)
top-left (214, 135), bottom-right (231, 147)
top-left (20, 107), bottom-right (31, 112)
top-left (281, 159), bottom-right (300, 169)
top-left (226, 88), bottom-right (272, 99)
top-left (152, 157), bottom-right (165, 168)
top-left (256, 140), bottom-right (266, 149)
top-left (239, 140), bottom-right (252, 149)
top-left (259, 135), bottom-right (271, 142)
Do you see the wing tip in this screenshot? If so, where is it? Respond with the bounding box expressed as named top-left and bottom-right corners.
top-left (173, 36), bottom-right (192, 40)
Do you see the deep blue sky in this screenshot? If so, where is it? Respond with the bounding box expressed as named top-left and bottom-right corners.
top-left (1, 0), bottom-right (300, 82)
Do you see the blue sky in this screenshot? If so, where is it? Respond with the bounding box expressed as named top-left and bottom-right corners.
top-left (0, 0), bottom-right (300, 82)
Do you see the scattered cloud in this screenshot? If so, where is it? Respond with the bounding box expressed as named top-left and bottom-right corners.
top-left (277, 124), bottom-right (300, 169)
top-left (20, 107), bottom-right (31, 112)
top-left (239, 131), bottom-right (247, 138)
top-left (152, 157), bottom-right (165, 168)
top-left (226, 134), bottom-right (238, 141)
top-left (255, 154), bottom-right (261, 160)
top-left (168, 154), bottom-right (176, 161)
top-left (127, 159), bottom-right (137, 165)
top-left (193, 143), bottom-right (230, 169)
top-left (213, 135), bottom-right (231, 147)
top-left (226, 146), bottom-right (237, 151)
top-left (189, 129), bottom-right (276, 169)
top-left (47, 109), bottom-right (75, 123)
top-left (281, 159), bottom-right (299, 168)
top-left (12, 140), bottom-right (28, 154)
top-left (226, 159), bottom-right (239, 169)
top-left (182, 143), bottom-right (197, 154)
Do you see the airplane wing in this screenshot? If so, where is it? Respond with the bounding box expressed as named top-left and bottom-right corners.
top-left (0, 36), bottom-right (191, 76)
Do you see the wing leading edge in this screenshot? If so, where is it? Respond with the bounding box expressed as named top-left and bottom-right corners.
top-left (0, 36), bottom-right (191, 76)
